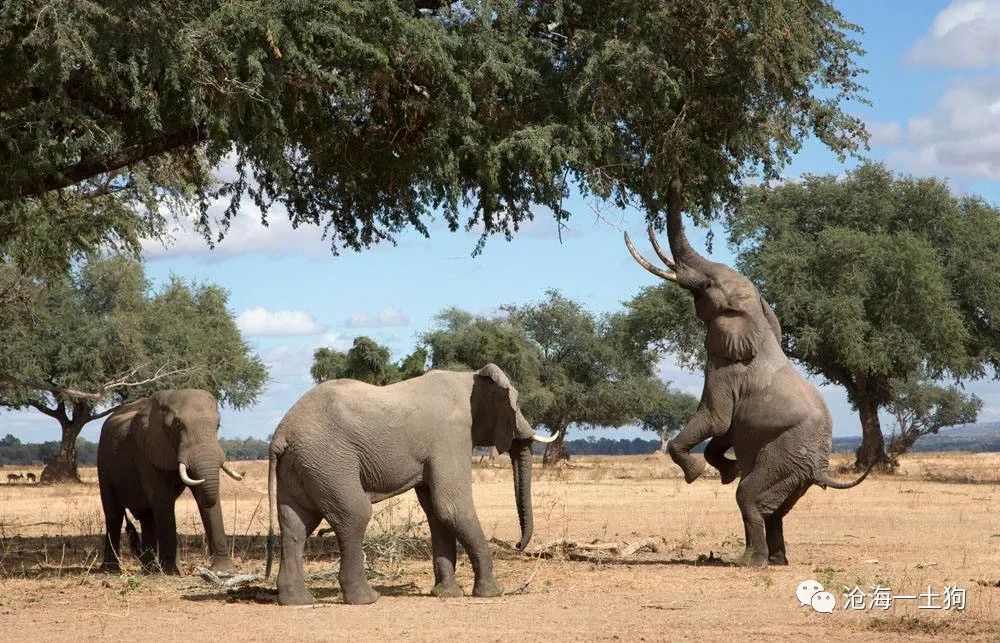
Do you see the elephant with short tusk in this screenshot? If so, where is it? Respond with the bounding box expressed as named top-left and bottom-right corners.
top-left (265, 363), bottom-right (556, 606)
top-left (624, 177), bottom-right (872, 567)
top-left (97, 389), bottom-right (244, 574)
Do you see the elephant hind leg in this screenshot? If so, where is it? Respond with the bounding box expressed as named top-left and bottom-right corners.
top-left (320, 489), bottom-right (379, 605)
top-left (415, 485), bottom-right (462, 598)
top-left (427, 481), bottom-right (501, 598)
top-left (276, 498), bottom-right (321, 606)
top-left (765, 482), bottom-right (810, 566)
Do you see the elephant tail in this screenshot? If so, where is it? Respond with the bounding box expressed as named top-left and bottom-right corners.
top-left (813, 458), bottom-right (876, 490)
top-left (265, 439), bottom-right (282, 580)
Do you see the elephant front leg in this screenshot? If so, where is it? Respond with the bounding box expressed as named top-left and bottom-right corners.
top-left (667, 409), bottom-right (730, 484)
top-left (704, 435), bottom-right (739, 485)
top-left (434, 489), bottom-right (501, 598)
top-left (195, 491), bottom-right (234, 572)
top-left (415, 485), bottom-right (462, 598)
top-left (151, 502), bottom-right (181, 575)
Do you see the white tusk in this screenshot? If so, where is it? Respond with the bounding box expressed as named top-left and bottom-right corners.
top-left (221, 462), bottom-right (244, 481)
top-left (179, 463), bottom-right (205, 486)
top-left (531, 430), bottom-right (561, 444)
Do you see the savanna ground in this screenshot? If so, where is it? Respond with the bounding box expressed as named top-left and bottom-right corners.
top-left (2, 453), bottom-right (1000, 641)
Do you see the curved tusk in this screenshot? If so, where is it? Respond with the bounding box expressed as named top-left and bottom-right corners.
top-left (531, 430), bottom-right (561, 444)
top-left (624, 232), bottom-right (677, 282)
top-left (178, 463), bottom-right (205, 486)
top-left (221, 462), bottom-right (244, 481)
top-left (646, 226), bottom-right (676, 268)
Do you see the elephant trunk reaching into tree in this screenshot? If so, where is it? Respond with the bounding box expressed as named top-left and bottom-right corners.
top-left (624, 177), bottom-right (872, 567)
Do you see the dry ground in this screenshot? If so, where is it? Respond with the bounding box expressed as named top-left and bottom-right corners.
top-left (2, 452), bottom-right (1000, 641)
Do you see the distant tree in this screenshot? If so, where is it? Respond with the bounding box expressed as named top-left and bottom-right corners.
top-left (637, 386), bottom-right (700, 453)
top-left (0, 255), bottom-right (267, 482)
top-left (886, 375), bottom-right (982, 468)
top-left (310, 337), bottom-right (427, 385)
top-left (423, 291), bottom-right (677, 464)
top-left (728, 163), bottom-right (1000, 470)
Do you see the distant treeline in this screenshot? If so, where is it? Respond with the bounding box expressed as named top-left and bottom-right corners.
top-left (6, 428), bottom-right (999, 467)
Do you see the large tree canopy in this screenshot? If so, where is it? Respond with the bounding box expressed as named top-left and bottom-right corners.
top-left (1, 0), bottom-right (866, 271)
top-left (728, 163), bottom-right (1000, 469)
top-left (311, 337), bottom-right (427, 385)
top-left (0, 255), bottom-right (268, 481)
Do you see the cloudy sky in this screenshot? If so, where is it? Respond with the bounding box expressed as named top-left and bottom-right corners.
top-left (6, 0), bottom-right (1000, 443)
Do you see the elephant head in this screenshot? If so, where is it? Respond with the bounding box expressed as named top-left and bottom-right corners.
top-left (132, 389), bottom-right (243, 508)
top-left (471, 363), bottom-right (557, 550)
top-left (624, 177), bottom-right (781, 362)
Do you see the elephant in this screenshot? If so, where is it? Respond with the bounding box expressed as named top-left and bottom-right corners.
top-left (624, 177), bottom-right (871, 567)
top-left (265, 363), bottom-right (556, 606)
top-left (97, 389), bottom-right (244, 574)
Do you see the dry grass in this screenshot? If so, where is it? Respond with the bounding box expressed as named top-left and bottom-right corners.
top-left (2, 452), bottom-right (1000, 641)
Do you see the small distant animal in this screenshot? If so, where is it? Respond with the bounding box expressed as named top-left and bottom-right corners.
top-left (6, 473), bottom-right (23, 483)
top-left (25, 472), bottom-right (36, 483)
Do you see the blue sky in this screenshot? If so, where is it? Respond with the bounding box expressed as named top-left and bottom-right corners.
top-left (7, 0), bottom-right (1000, 443)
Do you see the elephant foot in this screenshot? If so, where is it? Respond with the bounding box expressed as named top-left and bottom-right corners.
top-left (431, 582), bottom-right (464, 598)
top-left (98, 560), bottom-right (121, 574)
top-left (768, 552), bottom-right (789, 566)
top-left (718, 460), bottom-right (739, 485)
top-left (278, 585), bottom-right (316, 606)
top-left (209, 556), bottom-right (236, 573)
top-left (681, 459), bottom-right (706, 484)
top-left (736, 550), bottom-right (769, 568)
top-left (472, 579), bottom-right (503, 598)
top-left (158, 560), bottom-right (182, 575)
top-left (341, 580), bottom-right (380, 605)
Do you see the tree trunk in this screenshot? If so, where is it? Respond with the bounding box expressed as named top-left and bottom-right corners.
top-left (854, 397), bottom-right (888, 473)
top-left (542, 425), bottom-right (569, 466)
top-left (40, 405), bottom-right (89, 483)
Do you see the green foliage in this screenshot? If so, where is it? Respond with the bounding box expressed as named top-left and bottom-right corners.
top-left (612, 283), bottom-right (706, 371)
top-left (886, 375), bottom-right (982, 465)
top-left (637, 385), bottom-right (700, 446)
top-left (727, 162), bottom-right (1000, 466)
top-left (0, 254), bottom-right (267, 477)
top-left (1, 0), bottom-right (866, 271)
top-left (310, 337), bottom-right (427, 385)
top-left (422, 291), bottom-right (679, 454)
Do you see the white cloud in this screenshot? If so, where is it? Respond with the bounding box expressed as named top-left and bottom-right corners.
top-left (236, 307), bottom-right (327, 336)
top-left (344, 306), bottom-right (410, 328)
top-left (908, 0), bottom-right (1000, 68)
top-left (867, 121), bottom-right (903, 145)
top-left (874, 76), bottom-right (1000, 180)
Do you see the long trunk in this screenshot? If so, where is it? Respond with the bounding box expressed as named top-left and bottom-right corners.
top-left (664, 177), bottom-right (713, 274)
top-left (855, 398), bottom-right (888, 472)
top-left (40, 406), bottom-right (89, 483)
top-left (188, 451), bottom-right (221, 509)
top-left (512, 440), bottom-right (534, 550)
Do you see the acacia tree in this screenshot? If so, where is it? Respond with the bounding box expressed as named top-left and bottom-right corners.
top-left (422, 291), bottom-right (675, 464)
top-left (311, 337), bottom-right (427, 385)
top-left (1, 1), bottom-right (866, 272)
top-left (886, 375), bottom-right (981, 468)
top-left (0, 256), bottom-right (267, 482)
top-left (728, 163), bottom-right (1000, 470)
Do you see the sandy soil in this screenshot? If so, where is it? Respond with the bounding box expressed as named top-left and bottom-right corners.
top-left (2, 452), bottom-right (1000, 641)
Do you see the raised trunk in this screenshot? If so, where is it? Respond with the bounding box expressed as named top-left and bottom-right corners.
top-left (664, 177), bottom-right (713, 275)
top-left (542, 425), bottom-right (569, 466)
top-left (855, 398), bottom-right (888, 472)
top-left (40, 404), bottom-right (90, 483)
top-left (511, 439), bottom-right (534, 550)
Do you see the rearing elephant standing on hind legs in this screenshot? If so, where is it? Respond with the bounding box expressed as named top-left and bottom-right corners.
top-left (624, 177), bottom-right (873, 567)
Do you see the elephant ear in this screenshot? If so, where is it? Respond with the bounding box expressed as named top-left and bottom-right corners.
top-left (131, 394), bottom-right (179, 471)
top-left (474, 363), bottom-right (522, 455)
top-left (760, 296), bottom-right (782, 344)
top-left (707, 312), bottom-right (765, 362)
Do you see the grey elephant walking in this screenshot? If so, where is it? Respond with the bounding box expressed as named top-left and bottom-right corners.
top-left (625, 178), bottom-right (871, 567)
top-left (97, 389), bottom-right (244, 574)
top-left (265, 364), bottom-right (555, 606)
